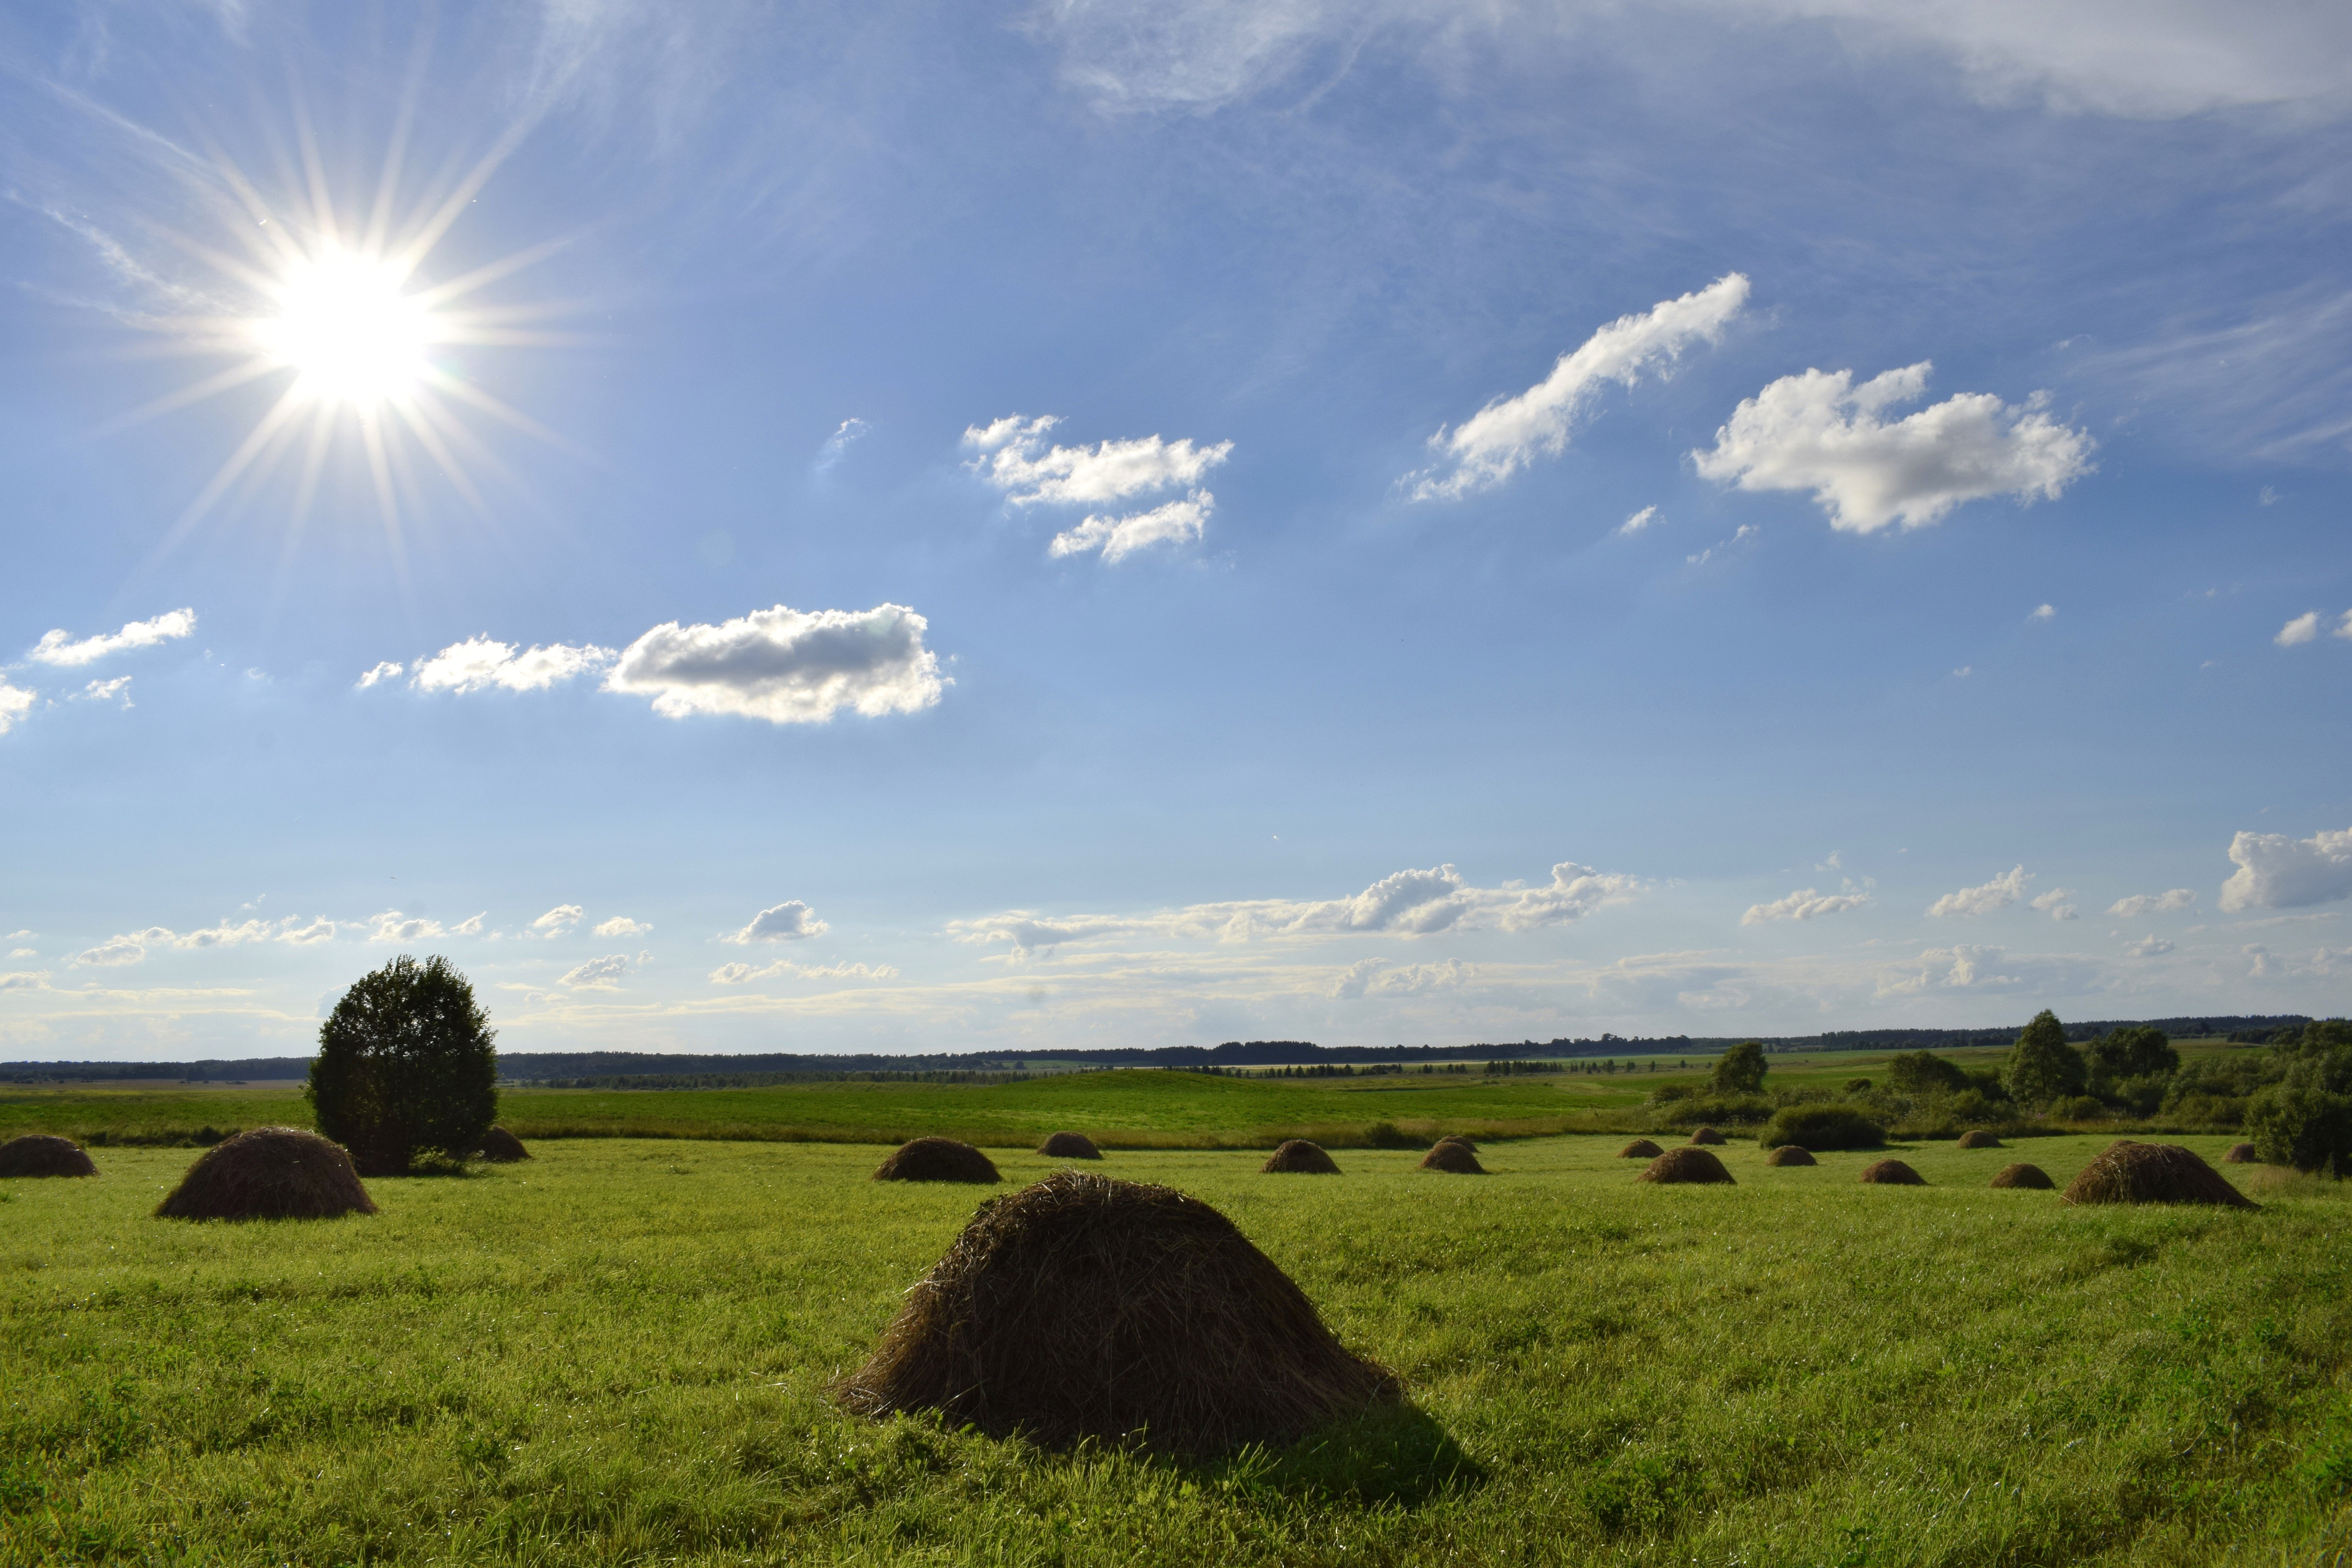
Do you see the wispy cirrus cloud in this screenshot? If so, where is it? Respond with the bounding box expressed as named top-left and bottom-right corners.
top-left (710, 958), bottom-right (898, 985)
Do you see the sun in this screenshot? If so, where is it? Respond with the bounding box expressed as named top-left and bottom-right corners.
top-left (252, 247), bottom-right (437, 410)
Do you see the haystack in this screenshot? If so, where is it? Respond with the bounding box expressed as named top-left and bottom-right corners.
top-left (1618, 1138), bottom-right (1664, 1159)
top-left (1688, 1126), bottom-right (1727, 1146)
top-left (1858, 1158), bottom-right (1925, 1186)
top-left (154, 1127), bottom-right (376, 1221)
top-left (475, 1126), bottom-right (530, 1162)
top-left (1956, 1130), bottom-right (2003, 1150)
top-left (1038, 1132), bottom-right (1104, 1160)
top-left (1261, 1140), bottom-right (1340, 1174)
top-left (1638, 1147), bottom-right (1734, 1185)
top-left (1436, 1134), bottom-right (1479, 1152)
top-left (873, 1138), bottom-right (1000, 1183)
top-left (838, 1171), bottom-right (1397, 1452)
top-left (0, 1134), bottom-right (97, 1178)
top-left (1990, 1162), bottom-right (2054, 1189)
top-left (2222, 1143), bottom-right (2258, 1164)
top-left (1764, 1145), bottom-right (1817, 1167)
top-left (1418, 1141), bottom-right (1485, 1174)
top-left (2060, 1140), bottom-right (2254, 1209)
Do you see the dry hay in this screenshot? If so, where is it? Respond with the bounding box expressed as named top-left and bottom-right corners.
top-left (2223, 1142), bottom-right (2259, 1164)
top-left (0, 1134), bottom-right (98, 1178)
top-left (1261, 1139), bottom-right (1341, 1174)
top-left (1858, 1158), bottom-right (1926, 1186)
top-left (475, 1126), bottom-right (530, 1162)
top-left (154, 1127), bottom-right (376, 1221)
top-left (1436, 1134), bottom-right (1479, 1152)
top-left (874, 1138), bottom-right (1000, 1183)
top-left (1763, 1144), bottom-right (1817, 1167)
top-left (1618, 1138), bottom-right (1664, 1159)
top-left (1990, 1162), bottom-right (2054, 1190)
top-left (837, 1171), bottom-right (1398, 1453)
top-left (1688, 1126), bottom-right (1728, 1146)
top-left (1638, 1147), bottom-right (1735, 1185)
top-left (1418, 1141), bottom-right (1485, 1174)
top-left (2061, 1140), bottom-right (2254, 1209)
top-left (1955, 1130), bottom-right (2003, 1150)
top-left (1038, 1132), bottom-right (1104, 1160)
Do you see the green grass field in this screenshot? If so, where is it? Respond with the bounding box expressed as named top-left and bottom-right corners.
top-left (6, 1124), bottom-right (2350, 1566)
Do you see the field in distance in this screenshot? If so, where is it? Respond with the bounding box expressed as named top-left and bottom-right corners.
top-left (4, 1131), bottom-right (2347, 1565)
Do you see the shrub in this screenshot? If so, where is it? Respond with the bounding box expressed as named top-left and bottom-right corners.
top-left (2056, 1095), bottom-right (2107, 1122)
top-left (1887, 1051), bottom-right (1971, 1096)
top-left (2244, 1085), bottom-right (2352, 1176)
top-left (1844, 1078), bottom-right (1872, 1093)
top-left (307, 955), bottom-right (498, 1176)
top-left (1651, 1093), bottom-right (1773, 1130)
top-left (1710, 1042), bottom-right (1768, 1095)
top-left (2003, 1010), bottom-right (2087, 1106)
top-left (1759, 1104), bottom-right (1886, 1152)
top-left (2085, 1025), bottom-right (2178, 1081)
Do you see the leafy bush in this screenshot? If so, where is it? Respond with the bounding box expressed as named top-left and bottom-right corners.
top-left (2245, 1085), bottom-right (2352, 1176)
top-left (307, 955), bottom-right (498, 1176)
top-left (1711, 1042), bottom-right (1768, 1095)
top-left (2085, 1025), bottom-right (2178, 1082)
top-left (2055, 1094), bottom-right (2107, 1122)
top-left (1887, 1051), bottom-right (1971, 1096)
top-left (2004, 1010), bottom-right (2087, 1106)
top-left (1651, 1093), bottom-right (1773, 1130)
top-left (1965, 1068), bottom-right (2011, 1101)
top-left (1759, 1104), bottom-right (1886, 1152)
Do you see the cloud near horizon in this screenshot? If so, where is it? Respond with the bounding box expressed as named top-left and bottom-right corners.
top-left (2220, 826), bottom-right (2352, 911)
top-left (709, 958), bottom-right (898, 984)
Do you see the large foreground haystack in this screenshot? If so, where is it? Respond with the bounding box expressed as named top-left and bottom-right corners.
top-left (1858, 1158), bottom-right (1925, 1186)
top-left (1039, 1132), bottom-right (1104, 1160)
top-left (1261, 1140), bottom-right (1340, 1174)
top-left (2223, 1142), bottom-right (2259, 1164)
top-left (1991, 1162), bottom-right (2054, 1189)
top-left (1418, 1141), bottom-right (1485, 1174)
top-left (1619, 1138), bottom-right (1664, 1160)
top-left (475, 1126), bottom-right (530, 1162)
top-left (155, 1127), bottom-right (376, 1221)
top-left (874, 1138), bottom-right (1000, 1183)
top-left (0, 1134), bottom-right (97, 1178)
top-left (837, 1171), bottom-right (1397, 1452)
top-left (2061, 1140), bottom-right (2254, 1209)
top-left (1956, 1130), bottom-right (2003, 1149)
top-left (1687, 1126), bottom-right (1728, 1146)
top-left (1764, 1145), bottom-right (1817, 1167)
top-left (1639, 1147), bottom-right (1735, 1185)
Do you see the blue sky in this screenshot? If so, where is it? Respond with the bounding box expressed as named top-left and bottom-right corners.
top-left (2, 0), bottom-right (2348, 1060)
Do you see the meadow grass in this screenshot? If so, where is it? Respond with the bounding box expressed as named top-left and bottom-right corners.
top-left (5, 1130), bottom-right (2350, 1565)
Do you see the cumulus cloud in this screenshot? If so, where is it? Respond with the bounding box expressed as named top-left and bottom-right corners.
top-left (72, 932), bottom-right (163, 967)
top-left (2030, 887), bottom-right (2079, 921)
top-left (74, 677), bottom-right (133, 707)
top-left (2125, 935), bottom-right (2175, 958)
top-left (2340, 611), bottom-right (2352, 642)
top-left (560, 954), bottom-right (632, 989)
top-left (370, 911), bottom-right (487, 942)
top-left (0, 969), bottom-right (49, 991)
top-left (410, 637), bottom-right (615, 694)
top-left (1409, 274), bottom-right (1749, 501)
top-left (66, 913), bottom-right (349, 966)
top-left (2030, 603), bottom-right (2056, 621)
top-left (27, 608), bottom-right (196, 667)
top-left (1877, 943), bottom-right (2103, 997)
top-left (1618, 506), bottom-right (1660, 535)
top-left (2277, 611), bottom-right (2320, 646)
top-left (1693, 363), bottom-right (2092, 533)
top-left (2219, 826), bottom-right (2352, 911)
top-left (356, 661), bottom-right (404, 688)
top-left (1330, 957), bottom-right (1474, 1000)
top-left (0, 680), bottom-right (34, 736)
top-left (604, 603), bottom-right (946, 724)
top-left (729, 900), bottom-right (829, 944)
top-left (1927, 864), bottom-right (2031, 917)
top-left (2109, 888), bottom-right (2194, 917)
top-left (1741, 886), bottom-right (1871, 925)
top-left (709, 958), bottom-right (898, 984)
top-left (964, 416), bottom-right (1232, 506)
top-left (1049, 492), bottom-right (1215, 563)
top-left (593, 916), bottom-right (652, 937)
top-left (532, 905), bottom-right (584, 938)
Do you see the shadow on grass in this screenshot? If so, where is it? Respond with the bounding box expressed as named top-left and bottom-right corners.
top-left (1204, 1401), bottom-right (1483, 1506)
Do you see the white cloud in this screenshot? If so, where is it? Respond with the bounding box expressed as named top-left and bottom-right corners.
top-left (1330, 957), bottom-right (1474, 1000)
top-left (27, 608), bottom-right (196, 668)
top-left (532, 905), bottom-right (584, 938)
top-left (2276, 612), bottom-right (2320, 646)
top-left (1618, 506), bottom-right (1659, 535)
top-left (2339, 611), bottom-right (2352, 642)
top-left (7, 948), bottom-right (34, 959)
top-left (1409, 274), bottom-right (1750, 501)
top-left (593, 916), bottom-right (652, 937)
top-left (368, 910), bottom-right (484, 943)
top-left (0, 680), bottom-right (34, 735)
top-left (604, 603), bottom-right (946, 725)
top-left (2125, 935), bottom-right (2174, 958)
top-left (817, 417), bottom-right (869, 466)
top-left (2109, 888), bottom-right (2194, 917)
top-left (2030, 887), bottom-right (2079, 921)
top-left (1685, 523), bottom-right (1758, 567)
top-left (560, 955), bottom-right (632, 990)
top-left (1048, 491), bottom-right (1216, 563)
top-left (709, 958), bottom-right (898, 984)
top-left (1741, 886), bottom-right (1871, 925)
top-left (357, 661), bottom-right (404, 688)
top-left (2030, 603), bottom-right (2056, 621)
top-left (1693, 363), bottom-right (2093, 533)
top-left (72, 932), bottom-right (163, 967)
top-left (964, 416), bottom-right (1232, 506)
top-left (2219, 826), bottom-right (2352, 911)
top-left (0, 971), bottom-right (51, 991)
top-left (1927, 864), bottom-right (2030, 917)
top-left (1877, 942), bottom-right (2104, 997)
top-left (74, 676), bottom-right (133, 706)
top-left (410, 637), bottom-right (615, 694)
top-left (730, 900), bottom-right (829, 943)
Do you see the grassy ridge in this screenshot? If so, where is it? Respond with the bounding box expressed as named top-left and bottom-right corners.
top-left (3, 1134), bottom-right (2347, 1564)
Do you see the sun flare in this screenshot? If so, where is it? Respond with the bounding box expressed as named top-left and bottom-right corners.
top-left (253, 248), bottom-right (436, 410)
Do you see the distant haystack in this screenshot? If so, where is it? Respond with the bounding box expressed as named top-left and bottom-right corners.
top-left (475, 1126), bottom-right (530, 1162)
top-left (1639, 1147), bottom-right (1735, 1185)
top-left (1956, 1130), bottom-right (2002, 1150)
top-left (1858, 1159), bottom-right (1926, 1186)
top-left (874, 1138), bottom-right (1000, 1184)
top-left (155, 1128), bottom-right (376, 1221)
top-left (1618, 1138), bottom-right (1664, 1159)
top-left (1261, 1140), bottom-right (1340, 1174)
top-left (2222, 1143), bottom-right (2258, 1164)
top-left (1990, 1162), bottom-right (2054, 1189)
top-left (1764, 1145), bottom-right (1817, 1167)
top-left (837, 1171), bottom-right (1397, 1453)
top-left (1039, 1132), bottom-right (1104, 1160)
top-left (1688, 1126), bottom-right (1727, 1146)
top-left (2061, 1140), bottom-right (2254, 1209)
top-left (0, 1134), bottom-right (97, 1178)
top-left (1418, 1141), bottom-right (1485, 1174)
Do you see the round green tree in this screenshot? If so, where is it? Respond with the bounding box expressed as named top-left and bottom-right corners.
top-left (1710, 1040), bottom-right (1768, 1094)
top-left (2084, 1025), bottom-right (2179, 1082)
top-left (307, 955), bottom-right (498, 1175)
top-left (2002, 1009), bottom-right (2086, 1106)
